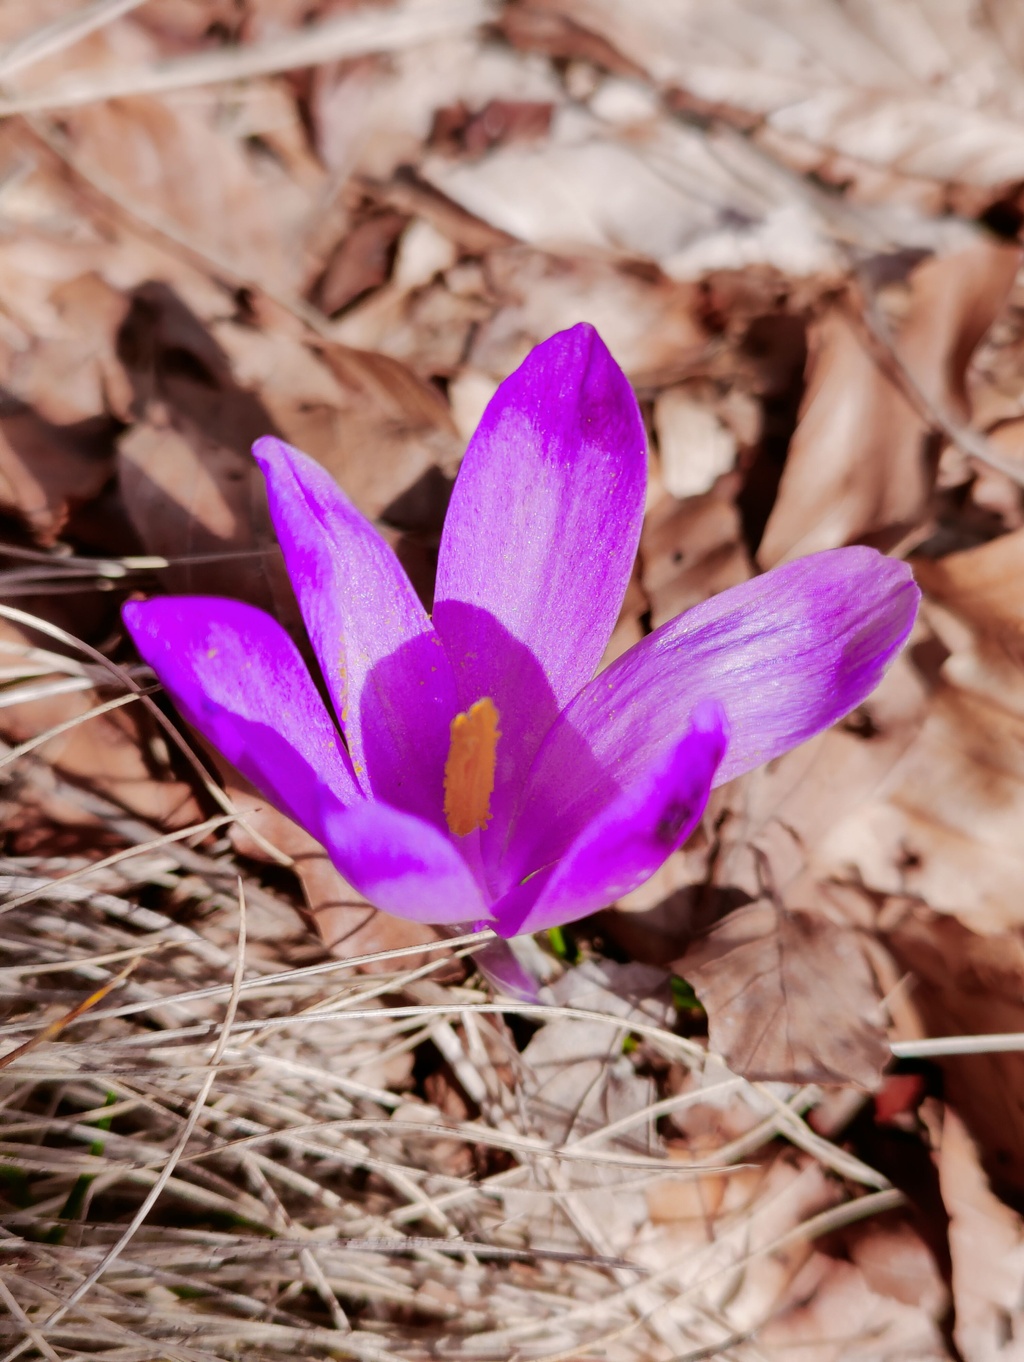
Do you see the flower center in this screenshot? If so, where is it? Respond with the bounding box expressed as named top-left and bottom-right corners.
top-left (444, 697), bottom-right (500, 837)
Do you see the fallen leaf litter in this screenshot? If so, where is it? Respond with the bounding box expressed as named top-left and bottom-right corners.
top-left (4, 1), bottom-right (1024, 1358)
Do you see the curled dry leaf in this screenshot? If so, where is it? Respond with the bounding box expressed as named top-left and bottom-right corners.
top-left (759, 239), bottom-right (1021, 565)
top-left (677, 899), bottom-right (890, 1087)
top-left (915, 526), bottom-right (1024, 710)
top-left (826, 530), bottom-right (1024, 937)
top-left (938, 1106), bottom-right (1024, 1361)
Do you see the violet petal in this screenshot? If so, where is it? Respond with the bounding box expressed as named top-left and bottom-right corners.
top-left (319, 801), bottom-right (490, 926)
top-left (494, 701), bottom-right (727, 938)
top-left (432, 324), bottom-right (646, 851)
top-left (253, 437), bottom-right (458, 828)
top-left (507, 547), bottom-right (917, 880)
top-left (122, 597), bottom-right (359, 841)
top-left (471, 938), bottom-right (541, 1001)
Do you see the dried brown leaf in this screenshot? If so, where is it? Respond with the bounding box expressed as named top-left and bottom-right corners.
top-left (211, 318), bottom-right (459, 522)
top-left (426, 103), bottom-right (848, 276)
top-left (831, 681), bottom-right (1024, 934)
top-left (429, 98), bottom-right (554, 158)
top-left (845, 1217), bottom-right (948, 1316)
top-left (0, 271), bottom-right (129, 546)
top-left (117, 286), bottom-right (457, 612)
top-left (315, 210), bottom-right (409, 317)
top-left (367, 166), bottom-right (519, 255)
top-left (7, 271), bottom-right (132, 426)
top-left (498, 4), bottom-right (644, 78)
top-left (757, 1252), bottom-right (946, 1361)
top-left (678, 899), bottom-right (890, 1087)
top-left (915, 527), bottom-right (1024, 709)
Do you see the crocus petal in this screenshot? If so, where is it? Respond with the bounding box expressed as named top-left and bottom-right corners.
top-left (122, 597), bottom-right (359, 840)
top-left (253, 437), bottom-right (458, 828)
top-left (493, 702), bottom-right (727, 938)
top-left (432, 324), bottom-right (647, 846)
top-left (472, 939), bottom-right (541, 1001)
top-left (504, 548), bottom-right (917, 885)
top-left (320, 801), bottom-right (490, 926)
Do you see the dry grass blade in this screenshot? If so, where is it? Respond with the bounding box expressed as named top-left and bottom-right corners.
top-left (3, 883), bottom-right (247, 1359)
top-left (0, 691), bottom-right (144, 772)
top-left (0, 870), bottom-right (908, 1359)
top-left (892, 1033), bottom-right (1024, 1057)
top-left (0, 0), bottom-right (149, 83)
top-left (0, 959), bottom-right (139, 1072)
top-left (0, 1278), bottom-right (59, 1362)
top-left (0, 1), bottom-right (493, 116)
top-left (0, 814), bottom-right (234, 915)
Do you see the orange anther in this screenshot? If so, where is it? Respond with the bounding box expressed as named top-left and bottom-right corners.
top-left (443, 697), bottom-right (500, 837)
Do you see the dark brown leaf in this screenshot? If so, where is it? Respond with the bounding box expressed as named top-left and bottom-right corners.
top-left (315, 211), bottom-right (409, 317)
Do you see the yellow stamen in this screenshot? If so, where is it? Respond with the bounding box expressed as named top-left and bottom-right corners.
top-left (444, 697), bottom-right (500, 837)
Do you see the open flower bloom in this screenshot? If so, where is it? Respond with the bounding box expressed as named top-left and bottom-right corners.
top-left (123, 325), bottom-right (919, 940)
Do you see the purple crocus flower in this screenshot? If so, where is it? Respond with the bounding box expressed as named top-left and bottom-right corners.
top-left (123, 325), bottom-right (918, 940)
